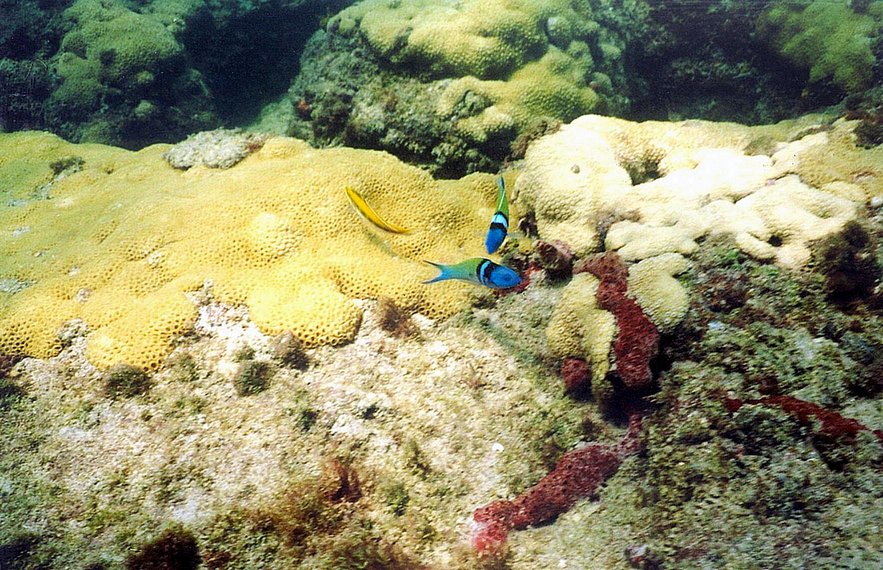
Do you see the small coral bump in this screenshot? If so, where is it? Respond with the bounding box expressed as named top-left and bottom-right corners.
top-left (0, 376), bottom-right (26, 410)
top-left (813, 220), bottom-right (881, 303)
top-left (0, 353), bottom-right (25, 380)
top-left (102, 363), bottom-right (151, 399)
top-left (295, 97), bottom-right (312, 120)
top-left (532, 239), bottom-right (574, 281)
top-left (560, 357), bottom-right (591, 399)
top-left (625, 544), bottom-right (663, 570)
top-left (271, 331), bottom-right (309, 370)
top-left (323, 457), bottom-right (362, 504)
top-left (377, 296), bottom-right (418, 338)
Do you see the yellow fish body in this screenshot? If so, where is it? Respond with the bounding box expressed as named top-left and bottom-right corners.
top-left (345, 186), bottom-right (410, 234)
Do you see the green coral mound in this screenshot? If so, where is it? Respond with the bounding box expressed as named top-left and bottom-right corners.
top-left (438, 48), bottom-right (599, 144)
top-left (53, 0), bottom-right (183, 117)
top-left (337, 0), bottom-right (597, 80)
top-left (757, 0), bottom-right (882, 93)
top-left (296, 0), bottom-right (637, 174)
top-left (63, 0), bottom-right (183, 89)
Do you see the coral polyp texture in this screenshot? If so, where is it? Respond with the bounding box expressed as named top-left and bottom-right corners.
top-left (0, 132), bottom-right (498, 370)
top-left (515, 114), bottom-right (880, 267)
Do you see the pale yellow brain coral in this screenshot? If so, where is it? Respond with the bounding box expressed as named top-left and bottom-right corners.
top-left (515, 115), bottom-right (877, 267)
top-left (546, 273), bottom-right (616, 385)
top-left (627, 253), bottom-right (690, 333)
top-left (0, 132), bottom-right (497, 370)
top-left (438, 49), bottom-right (599, 144)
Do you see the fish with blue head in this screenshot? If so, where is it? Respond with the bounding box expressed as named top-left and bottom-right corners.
top-left (423, 258), bottom-right (522, 289)
top-left (485, 176), bottom-right (509, 254)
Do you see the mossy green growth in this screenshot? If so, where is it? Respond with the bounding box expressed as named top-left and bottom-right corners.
top-left (50, 53), bottom-right (104, 119)
top-left (383, 482), bottom-right (410, 516)
top-left (102, 363), bottom-right (151, 399)
top-left (757, 0), bottom-right (881, 93)
top-left (232, 359), bottom-right (272, 396)
top-left (0, 377), bottom-right (25, 410)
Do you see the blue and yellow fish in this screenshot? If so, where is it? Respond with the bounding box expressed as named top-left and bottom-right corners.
top-left (485, 176), bottom-right (509, 254)
top-left (423, 258), bottom-right (522, 289)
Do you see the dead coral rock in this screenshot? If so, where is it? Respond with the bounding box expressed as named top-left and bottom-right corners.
top-left (163, 128), bottom-right (268, 170)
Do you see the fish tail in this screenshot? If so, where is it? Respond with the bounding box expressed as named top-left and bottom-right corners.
top-left (422, 260), bottom-right (450, 284)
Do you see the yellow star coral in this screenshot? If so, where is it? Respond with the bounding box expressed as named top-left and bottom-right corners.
top-left (0, 133), bottom-right (497, 370)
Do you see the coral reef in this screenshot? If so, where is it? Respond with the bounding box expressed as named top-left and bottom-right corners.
top-left (287, 0), bottom-right (649, 175)
top-left (48, 0), bottom-right (217, 148)
top-left (0, 131), bottom-right (508, 370)
top-left (515, 114), bottom-right (877, 266)
top-left (1, 0), bottom-right (345, 148)
top-left (578, 252), bottom-right (659, 391)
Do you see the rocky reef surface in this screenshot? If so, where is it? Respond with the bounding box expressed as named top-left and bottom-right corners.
top-left (1, 111), bottom-right (882, 568)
